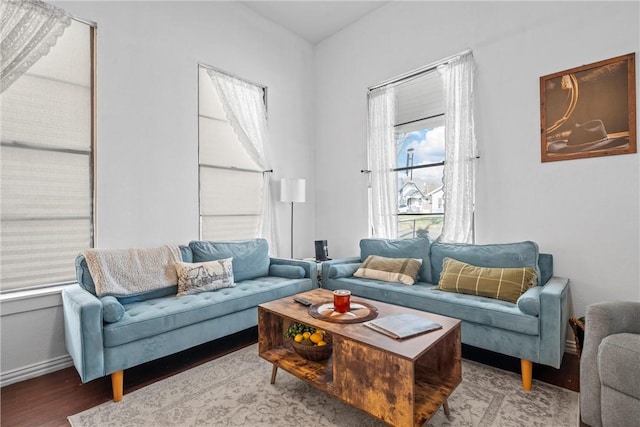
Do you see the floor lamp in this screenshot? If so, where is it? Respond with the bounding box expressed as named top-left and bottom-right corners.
top-left (280, 178), bottom-right (305, 259)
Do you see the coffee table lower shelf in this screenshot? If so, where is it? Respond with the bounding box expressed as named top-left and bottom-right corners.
top-left (261, 344), bottom-right (335, 394)
top-left (260, 343), bottom-right (458, 427)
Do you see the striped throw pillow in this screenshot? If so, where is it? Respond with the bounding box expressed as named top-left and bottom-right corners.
top-left (436, 257), bottom-right (537, 303)
top-left (354, 255), bottom-right (423, 285)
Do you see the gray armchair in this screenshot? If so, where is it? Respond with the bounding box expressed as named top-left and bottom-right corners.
top-left (580, 301), bottom-right (640, 427)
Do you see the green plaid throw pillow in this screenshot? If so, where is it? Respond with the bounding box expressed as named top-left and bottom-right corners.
top-left (436, 257), bottom-right (537, 303)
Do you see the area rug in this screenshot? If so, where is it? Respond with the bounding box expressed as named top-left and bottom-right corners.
top-left (68, 344), bottom-right (578, 427)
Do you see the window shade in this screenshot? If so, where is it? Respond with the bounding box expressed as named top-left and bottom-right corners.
top-left (199, 117), bottom-right (259, 170)
top-left (199, 168), bottom-right (262, 216)
top-left (395, 70), bottom-right (443, 133)
top-left (0, 19), bottom-right (93, 292)
top-left (201, 216), bottom-right (260, 241)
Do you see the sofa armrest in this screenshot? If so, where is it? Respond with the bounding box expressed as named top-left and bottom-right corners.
top-left (328, 263), bottom-right (362, 279)
top-left (580, 301), bottom-right (640, 427)
top-left (584, 301), bottom-right (640, 339)
top-left (538, 276), bottom-right (570, 369)
top-left (61, 284), bottom-right (105, 383)
top-left (269, 258), bottom-right (318, 288)
top-left (321, 257), bottom-right (361, 281)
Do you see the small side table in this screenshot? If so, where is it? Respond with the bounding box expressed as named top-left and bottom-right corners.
top-left (569, 317), bottom-right (585, 358)
top-left (303, 258), bottom-right (329, 287)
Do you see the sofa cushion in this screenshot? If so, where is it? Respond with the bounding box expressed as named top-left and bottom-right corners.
top-left (103, 276), bottom-right (313, 347)
top-left (323, 276), bottom-right (539, 335)
top-left (360, 237), bottom-right (431, 283)
top-left (598, 333), bottom-right (640, 399)
top-left (76, 254), bottom-right (97, 295)
top-left (354, 255), bottom-right (422, 285)
top-left (269, 264), bottom-right (305, 279)
top-left (538, 253), bottom-right (553, 286)
top-left (179, 245), bottom-right (193, 263)
top-left (189, 239), bottom-right (270, 282)
top-left (436, 257), bottom-right (537, 303)
top-left (101, 296), bottom-right (125, 323)
top-left (175, 258), bottom-right (235, 296)
top-left (117, 286), bottom-right (178, 304)
top-left (431, 241), bottom-right (540, 286)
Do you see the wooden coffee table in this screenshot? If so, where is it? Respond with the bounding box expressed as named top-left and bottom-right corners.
top-left (258, 288), bottom-right (461, 427)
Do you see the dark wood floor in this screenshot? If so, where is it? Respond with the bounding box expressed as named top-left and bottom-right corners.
top-left (1, 327), bottom-right (580, 427)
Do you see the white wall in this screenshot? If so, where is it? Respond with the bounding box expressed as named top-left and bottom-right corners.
top-left (2, 0), bottom-right (639, 386)
top-left (59, 1), bottom-right (316, 257)
top-left (314, 1), bottom-right (640, 318)
top-left (1, 1), bottom-right (315, 384)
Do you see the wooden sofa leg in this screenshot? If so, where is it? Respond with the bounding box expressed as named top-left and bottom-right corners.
top-left (521, 359), bottom-right (532, 391)
top-left (111, 370), bottom-right (124, 402)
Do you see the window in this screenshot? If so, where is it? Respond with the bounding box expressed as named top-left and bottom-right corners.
top-left (368, 51), bottom-right (476, 243)
top-left (198, 65), bottom-right (267, 240)
top-left (394, 70), bottom-right (445, 241)
top-left (1, 18), bottom-right (95, 292)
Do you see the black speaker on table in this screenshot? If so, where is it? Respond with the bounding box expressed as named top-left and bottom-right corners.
top-left (314, 240), bottom-right (329, 261)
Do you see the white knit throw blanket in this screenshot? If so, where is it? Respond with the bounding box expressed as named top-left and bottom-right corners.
top-left (83, 245), bottom-right (182, 297)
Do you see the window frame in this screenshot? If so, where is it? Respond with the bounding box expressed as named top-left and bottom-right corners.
top-left (394, 123), bottom-right (446, 241)
top-left (362, 49), bottom-right (479, 242)
top-left (377, 68), bottom-right (447, 241)
top-left (196, 63), bottom-right (268, 241)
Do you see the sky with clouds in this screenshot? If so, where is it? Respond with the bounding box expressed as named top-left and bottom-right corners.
top-left (396, 127), bottom-right (445, 192)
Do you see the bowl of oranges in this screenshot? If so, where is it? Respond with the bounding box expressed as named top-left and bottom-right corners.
top-left (286, 322), bottom-right (332, 361)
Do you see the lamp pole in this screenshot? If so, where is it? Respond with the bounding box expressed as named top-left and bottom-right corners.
top-left (289, 201), bottom-right (294, 259)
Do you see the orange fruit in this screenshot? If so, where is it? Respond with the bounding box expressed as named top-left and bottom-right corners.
top-left (294, 334), bottom-right (304, 343)
top-left (302, 331), bottom-right (311, 339)
top-left (310, 332), bottom-right (323, 344)
top-left (317, 340), bottom-right (327, 346)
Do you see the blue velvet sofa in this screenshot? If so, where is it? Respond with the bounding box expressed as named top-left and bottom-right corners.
top-left (62, 238), bottom-right (317, 401)
top-left (321, 238), bottom-right (570, 390)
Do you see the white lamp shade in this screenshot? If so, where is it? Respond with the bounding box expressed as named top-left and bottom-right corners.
top-left (280, 178), bottom-right (305, 203)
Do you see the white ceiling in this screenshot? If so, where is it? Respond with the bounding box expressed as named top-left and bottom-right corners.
top-left (240, 1), bottom-right (389, 45)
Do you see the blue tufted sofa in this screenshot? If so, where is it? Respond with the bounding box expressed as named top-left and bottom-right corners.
top-left (321, 238), bottom-right (570, 391)
top-left (62, 238), bottom-right (317, 402)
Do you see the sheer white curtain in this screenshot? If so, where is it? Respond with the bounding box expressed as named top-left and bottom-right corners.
top-left (207, 70), bottom-right (277, 251)
top-left (367, 86), bottom-right (397, 238)
top-left (440, 51), bottom-right (477, 243)
top-left (1, 0), bottom-right (71, 93)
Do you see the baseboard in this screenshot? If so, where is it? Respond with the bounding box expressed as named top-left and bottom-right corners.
top-left (1, 354), bottom-right (74, 387)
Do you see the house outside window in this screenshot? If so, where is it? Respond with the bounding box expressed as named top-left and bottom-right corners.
top-left (394, 69), bottom-right (445, 241)
top-left (0, 16), bottom-right (95, 292)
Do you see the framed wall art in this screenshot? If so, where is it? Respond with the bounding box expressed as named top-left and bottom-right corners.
top-left (540, 53), bottom-right (636, 162)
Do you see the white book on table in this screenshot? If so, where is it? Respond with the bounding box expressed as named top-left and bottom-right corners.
top-left (363, 313), bottom-right (442, 339)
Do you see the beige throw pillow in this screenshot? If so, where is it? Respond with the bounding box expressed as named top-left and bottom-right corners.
top-left (354, 255), bottom-right (423, 285)
top-left (175, 258), bottom-right (235, 296)
top-left (436, 257), bottom-right (537, 303)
